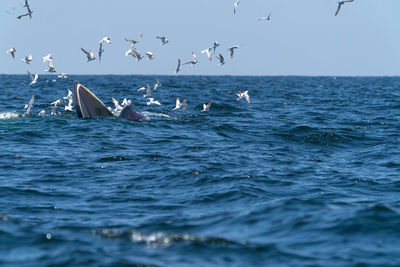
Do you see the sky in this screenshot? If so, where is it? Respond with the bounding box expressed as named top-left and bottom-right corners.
top-left (1, 0), bottom-right (400, 76)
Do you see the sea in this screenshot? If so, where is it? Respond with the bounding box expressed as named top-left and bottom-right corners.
top-left (1, 75), bottom-right (400, 266)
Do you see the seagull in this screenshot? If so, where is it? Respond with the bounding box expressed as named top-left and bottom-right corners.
top-left (63, 89), bottom-right (73, 100)
top-left (111, 97), bottom-right (123, 114)
top-left (143, 84), bottom-right (151, 98)
top-left (81, 48), bottom-right (96, 62)
top-left (16, 10), bottom-right (32, 19)
top-left (44, 60), bottom-right (56, 73)
top-left (27, 71), bottom-right (38, 85)
top-left (125, 48), bottom-right (143, 61)
top-left (23, 0), bottom-right (32, 18)
top-left (156, 36), bottom-right (169, 45)
top-left (212, 41), bottom-right (220, 55)
top-left (335, 0), bottom-right (354, 16)
top-left (145, 51), bottom-right (154, 60)
top-left (201, 48), bottom-right (212, 61)
top-left (175, 59), bottom-right (181, 74)
top-left (146, 98), bottom-right (161, 106)
top-left (236, 87), bottom-right (250, 104)
top-left (258, 13), bottom-right (272, 21)
top-left (58, 73), bottom-right (68, 79)
top-left (99, 35), bottom-right (112, 44)
top-left (121, 98), bottom-right (132, 106)
top-left (153, 79), bottom-right (161, 90)
top-left (65, 98), bottom-right (73, 111)
top-left (228, 46), bottom-right (239, 58)
top-left (22, 54), bottom-right (32, 64)
top-left (43, 53), bottom-right (53, 62)
top-left (137, 84), bottom-right (149, 92)
top-left (183, 52), bottom-right (198, 66)
top-left (124, 34), bottom-right (143, 46)
top-left (98, 42), bottom-right (104, 62)
top-left (51, 98), bottom-right (65, 107)
top-left (38, 110), bottom-right (46, 116)
top-left (6, 48), bottom-right (16, 59)
top-left (201, 101), bottom-right (211, 112)
top-left (233, 0), bottom-right (240, 14)
top-left (216, 53), bottom-right (225, 66)
top-left (172, 97), bottom-right (187, 111)
top-left (24, 94), bottom-right (34, 114)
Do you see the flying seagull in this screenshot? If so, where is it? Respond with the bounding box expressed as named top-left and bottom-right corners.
top-left (145, 51), bottom-right (154, 60)
top-left (126, 48), bottom-right (143, 61)
top-left (44, 60), bottom-right (56, 73)
top-left (21, 54), bottom-right (32, 64)
top-left (65, 98), bottom-right (73, 111)
top-left (125, 34), bottom-right (143, 46)
top-left (98, 42), bottom-right (104, 62)
top-left (335, 0), bottom-right (354, 16)
top-left (201, 101), bottom-right (211, 112)
top-left (43, 53), bottom-right (53, 62)
top-left (183, 52), bottom-right (198, 66)
top-left (175, 59), bottom-right (181, 74)
top-left (258, 13), bottom-right (272, 21)
top-left (201, 48), bottom-right (212, 61)
top-left (233, 0), bottom-right (240, 14)
top-left (172, 97), bottom-right (187, 111)
top-left (143, 84), bottom-right (152, 98)
top-left (81, 48), bottom-right (96, 62)
top-left (137, 84), bottom-right (149, 92)
top-left (216, 53), bottom-right (225, 66)
top-left (24, 94), bottom-right (34, 114)
top-left (236, 87), bottom-right (250, 104)
top-left (27, 71), bottom-right (38, 85)
top-left (153, 79), bottom-right (161, 90)
top-left (99, 35), bottom-right (112, 44)
top-left (23, 0), bottom-right (32, 18)
top-left (156, 36), bottom-right (169, 45)
top-left (6, 48), bottom-right (16, 59)
top-left (212, 41), bottom-right (220, 55)
top-left (146, 98), bottom-right (162, 106)
top-left (228, 46), bottom-right (239, 58)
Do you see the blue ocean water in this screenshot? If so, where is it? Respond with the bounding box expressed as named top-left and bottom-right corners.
top-left (1, 75), bottom-right (400, 266)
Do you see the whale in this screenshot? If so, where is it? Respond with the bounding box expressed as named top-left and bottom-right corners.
top-left (73, 81), bottom-right (148, 122)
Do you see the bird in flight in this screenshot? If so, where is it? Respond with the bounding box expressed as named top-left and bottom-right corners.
top-left (44, 60), bottom-right (56, 73)
top-left (153, 79), bottom-right (161, 90)
top-left (216, 53), bottom-right (225, 66)
top-left (145, 51), bottom-right (154, 60)
top-left (212, 41), bottom-right (220, 55)
top-left (81, 48), bottom-right (96, 62)
top-left (99, 35), bottom-right (112, 44)
top-left (175, 59), bottom-right (181, 74)
top-left (236, 87), bottom-right (250, 104)
top-left (16, 10), bottom-right (33, 19)
top-left (6, 48), bottom-right (16, 59)
top-left (233, 0), bottom-right (240, 14)
top-left (27, 71), bottom-right (38, 86)
top-left (43, 53), bottom-right (53, 63)
top-left (125, 34), bottom-right (143, 46)
top-left (147, 98), bottom-right (162, 106)
top-left (201, 101), bottom-right (211, 112)
top-left (23, 0), bottom-right (32, 18)
top-left (183, 52), bottom-right (198, 66)
top-left (228, 46), bottom-right (239, 58)
top-left (258, 13), bottom-right (272, 21)
top-left (172, 97), bottom-right (187, 111)
top-left (201, 48), bottom-right (212, 61)
top-left (98, 42), bottom-right (104, 62)
top-left (335, 0), bottom-right (354, 16)
top-left (156, 36), bottom-right (169, 45)
top-left (21, 54), bottom-right (32, 64)
top-left (24, 94), bottom-right (35, 114)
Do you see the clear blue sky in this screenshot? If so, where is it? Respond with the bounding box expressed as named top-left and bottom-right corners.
top-left (1, 0), bottom-right (400, 76)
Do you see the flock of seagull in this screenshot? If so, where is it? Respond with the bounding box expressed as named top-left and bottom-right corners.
top-left (7, 0), bottom-right (355, 117)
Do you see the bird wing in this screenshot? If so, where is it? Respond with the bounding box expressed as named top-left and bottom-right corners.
top-left (111, 97), bottom-right (119, 108)
top-left (244, 91), bottom-right (250, 103)
top-left (33, 73), bottom-right (38, 82)
top-left (335, 3), bottom-right (342, 16)
top-left (81, 48), bottom-right (90, 57)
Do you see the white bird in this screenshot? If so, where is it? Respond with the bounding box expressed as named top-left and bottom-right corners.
top-left (63, 89), bottom-right (73, 100)
top-left (335, 0), bottom-right (354, 16)
top-left (64, 98), bottom-right (73, 111)
top-left (43, 53), bottom-right (53, 63)
top-left (175, 59), bottom-right (181, 74)
top-left (153, 79), bottom-right (161, 90)
top-left (22, 54), bottom-right (32, 64)
top-left (228, 46), bottom-right (239, 58)
top-left (44, 60), bottom-right (56, 73)
top-left (6, 48), bottom-right (16, 59)
top-left (236, 87), bottom-right (250, 104)
top-left (172, 97), bottom-right (187, 111)
top-left (124, 34), bottom-right (143, 46)
top-left (143, 84), bottom-right (151, 98)
top-left (201, 101), bottom-right (211, 112)
top-left (122, 98), bottom-right (132, 106)
top-left (216, 53), bottom-right (225, 66)
top-left (58, 73), bottom-right (68, 79)
top-left (111, 97), bottom-right (123, 114)
top-left (98, 42), bottom-right (104, 62)
top-left (147, 98), bottom-right (161, 106)
top-left (27, 71), bottom-right (38, 85)
top-left (99, 35), bottom-right (112, 44)
top-left (258, 13), bottom-right (272, 21)
top-left (183, 52), bottom-right (198, 66)
top-left (24, 94), bottom-right (34, 114)
top-left (156, 36), bottom-right (169, 45)
top-left (137, 84), bottom-right (148, 92)
top-left (38, 110), bottom-right (46, 116)
top-left (212, 41), bottom-right (220, 54)
top-left (145, 51), bottom-right (154, 60)
top-left (233, 0), bottom-right (240, 14)
top-left (125, 48), bottom-right (143, 61)
top-left (81, 48), bottom-right (96, 62)
top-left (51, 98), bottom-right (65, 107)
top-left (201, 48), bottom-right (212, 61)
